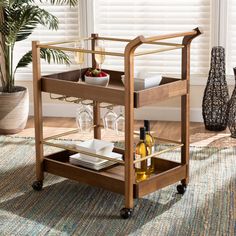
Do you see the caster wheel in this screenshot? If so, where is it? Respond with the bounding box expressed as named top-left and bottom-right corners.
top-left (177, 184), bottom-right (186, 194)
top-left (32, 181), bottom-right (43, 191)
top-left (120, 208), bottom-right (133, 219)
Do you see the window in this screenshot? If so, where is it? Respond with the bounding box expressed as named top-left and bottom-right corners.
top-left (15, 2), bottom-right (80, 80)
top-left (227, 0), bottom-right (236, 75)
top-left (93, 0), bottom-right (211, 77)
top-left (14, 1), bottom-right (236, 80)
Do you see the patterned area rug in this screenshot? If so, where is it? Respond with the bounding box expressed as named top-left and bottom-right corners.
top-left (0, 136), bottom-right (235, 236)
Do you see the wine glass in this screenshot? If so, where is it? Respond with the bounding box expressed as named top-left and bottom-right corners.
top-left (76, 102), bottom-right (93, 132)
top-left (103, 105), bottom-right (117, 130)
top-left (80, 100), bottom-right (94, 117)
top-left (95, 40), bottom-right (105, 70)
top-left (74, 40), bottom-right (85, 82)
top-left (115, 106), bottom-right (125, 135)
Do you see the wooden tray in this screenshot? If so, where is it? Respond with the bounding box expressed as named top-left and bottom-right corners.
top-left (41, 69), bottom-right (187, 108)
top-left (43, 150), bottom-right (186, 198)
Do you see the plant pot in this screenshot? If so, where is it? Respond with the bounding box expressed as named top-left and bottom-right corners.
top-left (0, 86), bottom-right (29, 134)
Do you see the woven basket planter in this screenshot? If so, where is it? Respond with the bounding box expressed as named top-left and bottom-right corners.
top-left (0, 86), bottom-right (29, 134)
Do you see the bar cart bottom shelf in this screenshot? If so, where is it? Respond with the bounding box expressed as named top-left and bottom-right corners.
top-left (36, 150), bottom-right (187, 199)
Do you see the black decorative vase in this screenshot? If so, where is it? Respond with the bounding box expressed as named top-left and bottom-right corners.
top-left (202, 46), bottom-right (229, 131)
top-left (228, 68), bottom-right (236, 137)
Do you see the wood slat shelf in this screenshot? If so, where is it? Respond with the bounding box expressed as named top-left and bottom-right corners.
top-left (41, 69), bottom-right (125, 106)
top-left (41, 68), bottom-right (186, 108)
top-left (43, 150), bottom-right (185, 198)
top-left (134, 77), bottom-right (187, 107)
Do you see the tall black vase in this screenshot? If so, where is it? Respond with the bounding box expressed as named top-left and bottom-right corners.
top-left (202, 46), bottom-right (229, 131)
top-left (228, 68), bottom-right (236, 137)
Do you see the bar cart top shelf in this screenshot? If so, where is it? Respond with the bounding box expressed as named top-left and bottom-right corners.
top-left (38, 28), bottom-right (201, 107)
top-left (41, 69), bottom-right (187, 108)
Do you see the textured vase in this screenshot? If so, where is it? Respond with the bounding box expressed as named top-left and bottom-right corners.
top-left (0, 86), bottom-right (29, 134)
top-left (202, 46), bottom-right (229, 131)
top-left (228, 67), bottom-right (236, 137)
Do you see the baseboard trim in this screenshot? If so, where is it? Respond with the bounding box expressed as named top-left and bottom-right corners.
top-left (29, 103), bottom-right (203, 122)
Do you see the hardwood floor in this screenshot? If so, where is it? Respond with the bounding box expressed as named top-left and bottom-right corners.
top-left (20, 117), bottom-right (235, 147)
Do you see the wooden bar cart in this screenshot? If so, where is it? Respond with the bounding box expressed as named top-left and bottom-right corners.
top-left (32, 28), bottom-right (201, 219)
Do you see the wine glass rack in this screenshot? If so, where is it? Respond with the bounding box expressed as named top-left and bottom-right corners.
top-left (32, 28), bottom-right (202, 219)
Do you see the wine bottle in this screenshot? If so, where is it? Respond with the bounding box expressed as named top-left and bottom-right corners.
top-left (135, 127), bottom-right (151, 182)
top-left (144, 120), bottom-right (155, 173)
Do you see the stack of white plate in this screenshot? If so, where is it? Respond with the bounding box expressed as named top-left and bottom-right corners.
top-left (69, 152), bottom-right (122, 170)
top-left (69, 139), bottom-right (122, 170)
top-left (121, 73), bottom-right (162, 91)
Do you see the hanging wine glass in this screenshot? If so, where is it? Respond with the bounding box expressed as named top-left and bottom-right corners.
top-left (76, 102), bottom-right (93, 132)
top-left (75, 103), bottom-right (83, 130)
top-left (95, 40), bottom-right (105, 70)
top-left (103, 105), bottom-right (117, 130)
top-left (81, 100), bottom-right (93, 114)
top-left (115, 106), bottom-right (125, 136)
top-left (74, 40), bottom-right (85, 82)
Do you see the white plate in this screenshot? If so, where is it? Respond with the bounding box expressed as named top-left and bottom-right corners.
top-left (75, 139), bottom-right (114, 155)
top-left (121, 74), bottom-right (162, 91)
top-left (69, 152), bottom-right (122, 166)
top-left (69, 152), bottom-right (122, 170)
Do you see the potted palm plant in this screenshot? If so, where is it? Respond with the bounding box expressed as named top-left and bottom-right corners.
top-left (0, 0), bottom-right (78, 134)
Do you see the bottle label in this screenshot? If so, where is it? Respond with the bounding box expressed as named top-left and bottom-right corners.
top-left (135, 154), bottom-right (141, 169)
top-left (146, 146), bottom-right (154, 167)
top-left (152, 146), bottom-right (155, 153)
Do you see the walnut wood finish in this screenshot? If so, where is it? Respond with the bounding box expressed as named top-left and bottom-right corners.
top-left (91, 34), bottom-right (101, 139)
top-left (41, 75), bottom-right (125, 105)
top-left (41, 72), bottom-right (187, 108)
top-left (124, 36), bottom-right (144, 208)
top-left (32, 28), bottom-right (201, 213)
top-left (43, 150), bottom-right (184, 198)
top-left (134, 78), bottom-right (187, 107)
top-left (136, 165), bottom-right (187, 197)
top-left (140, 29), bottom-right (199, 43)
top-left (180, 28), bottom-right (202, 186)
top-left (32, 41), bottom-right (44, 181)
top-left (44, 151), bottom-right (125, 194)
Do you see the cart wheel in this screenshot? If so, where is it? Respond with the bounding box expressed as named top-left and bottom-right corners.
top-left (177, 184), bottom-right (186, 194)
top-left (120, 208), bottom-right (133, 219)
top-left (32, 181), bottom-right (43, 191)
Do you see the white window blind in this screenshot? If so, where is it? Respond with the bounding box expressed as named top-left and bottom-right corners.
top-left (93, 0), bottom-right (211, 76)
top-left (15, 2), bottom-right (80, 80)
top-left (227, 0), bottom-right (236, 75)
